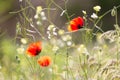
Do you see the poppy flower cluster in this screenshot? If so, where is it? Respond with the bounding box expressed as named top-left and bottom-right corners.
top-left (26, 41), bottom-right (51, 67)
top-left (68, 16), bottom-right (84, 32)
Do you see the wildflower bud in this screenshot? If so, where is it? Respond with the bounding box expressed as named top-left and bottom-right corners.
top-left (47, 25), bottom-right (55, 30)
top-left (36, 6), bottom-right (42, 14)
top-left (111, 7), bottom-right (116, 16)
top-left (93, 6), bottom-right (101, 12)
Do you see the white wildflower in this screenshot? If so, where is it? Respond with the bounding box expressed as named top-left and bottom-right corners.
top-left (34, 14), bottom-right (39, 19)
top-left (82, 10), bottom-right (87, 15)
top-left (91, 13), bottom-right (98, 19)
top-left (40, 11), bottom-right (45, 17)
top-left (47, 31), bottom-right (50, 34)
top-left (17, 47), bottom-right (25, 54)
top-left (47, 25), bottom-right (55, 30)
top-left (21, 38), bottom-right (27, 44)
top-left (53, 27), bottom-right (57, 32)
top-left (93, 6), bottom-right (101, 12)
top-left (58, 29), bottom-right (65, 35)
top-left (53, 32), bottom-right (57, 36)
top-left (42, 16), bottom-right (47, 20)
top-left (62, 35), bottom-right (72, 41)
top-left (67, 41), bottom-right (72, 46)
top-left (36, 21), bottom-right (41, 25)
top-left (19, 0), bottom-right (22, 2)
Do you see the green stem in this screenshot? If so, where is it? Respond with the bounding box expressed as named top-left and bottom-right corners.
top-left (79, 55), bottom-right (88, 80)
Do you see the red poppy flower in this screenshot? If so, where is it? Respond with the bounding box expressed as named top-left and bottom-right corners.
top-left (38, 56), bottom-right (51, 67)
top-left (26, 41), bottom-right (42, 57)
top-left (68, 16), bottom-right (84, 31)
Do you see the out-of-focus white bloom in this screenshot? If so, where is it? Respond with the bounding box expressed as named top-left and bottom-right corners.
top-left (40, 11), bottom-right (45, 16)
top-left (52, 45), bottom-right (59, 52)
top-left (67, 41), bottom-right (72, 46)
top-left (53, 32), bottom-right (57, 36)
top-left (93, 6), bottom-right (101, 12)
top-left (34, 14), bottom-right (39, 19)
top-left (36, 6), bottom-right (42, 14)
top-left (77, 44), bottom-right (89, 55)
top-left (47, 31), bottom-right (50, 34)
top-left (36, 21), bottom-right (41, 25)
top-left (82, 10), bottom-right (87, 15)
top-left (91, 13), bottom-right (98, 19)
top-left (47, 25), bottom-right (55, 30)
top-left (58, 29), bottom-right (65, 35)
top-left (62, 35), bottom-right (72, 41)
top-left (17, 47), bottom-right (25, 54)
top-left (19, 0), bottom-right (22, 2)
top-left (53, 28), bottom-right (57, 32)
top-left (21, 38), bottom-right (27, 44)
top-left (42, 16), bottom-right (47, 20)
top-left (49, 68), bottom-right (52, 73)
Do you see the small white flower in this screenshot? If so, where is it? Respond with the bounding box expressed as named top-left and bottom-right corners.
top-left (58, 29), bottom-right (65, 35)
top-left (34, 14), bottom-right (39, 19)
top-left (40, 11), bottom-right (45, 17)
top-left (42, 16), bottom-right (47, 20)
top-left (53, 32), bottom-right (57, 36)
top-left (62, 35), bottom-right (72, 41)
top-left (47, 25), bottom-right (55, 30)
top-left (49, 68), bottom-right (52, 72)
top-left (67, 41), bottom-right (72, 46)
top-left (36, 21), bottom-right (41, 25)
top-left (93, 6), bottom-right (101, 12)
top-left (82, 10), bottom-right (87, 15)
top-left (21, 38), bottom-right (27, 44)
top-left (53, 28), bottom-right (57, 32)
top-left (19, 0), bottom-right (22, 2)
top-left (91, 13), bottom-right (98, 19)
top-left (47, 31), bottom-right (50, 34)
top-left (17, 47), bottom-right (25, 54)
